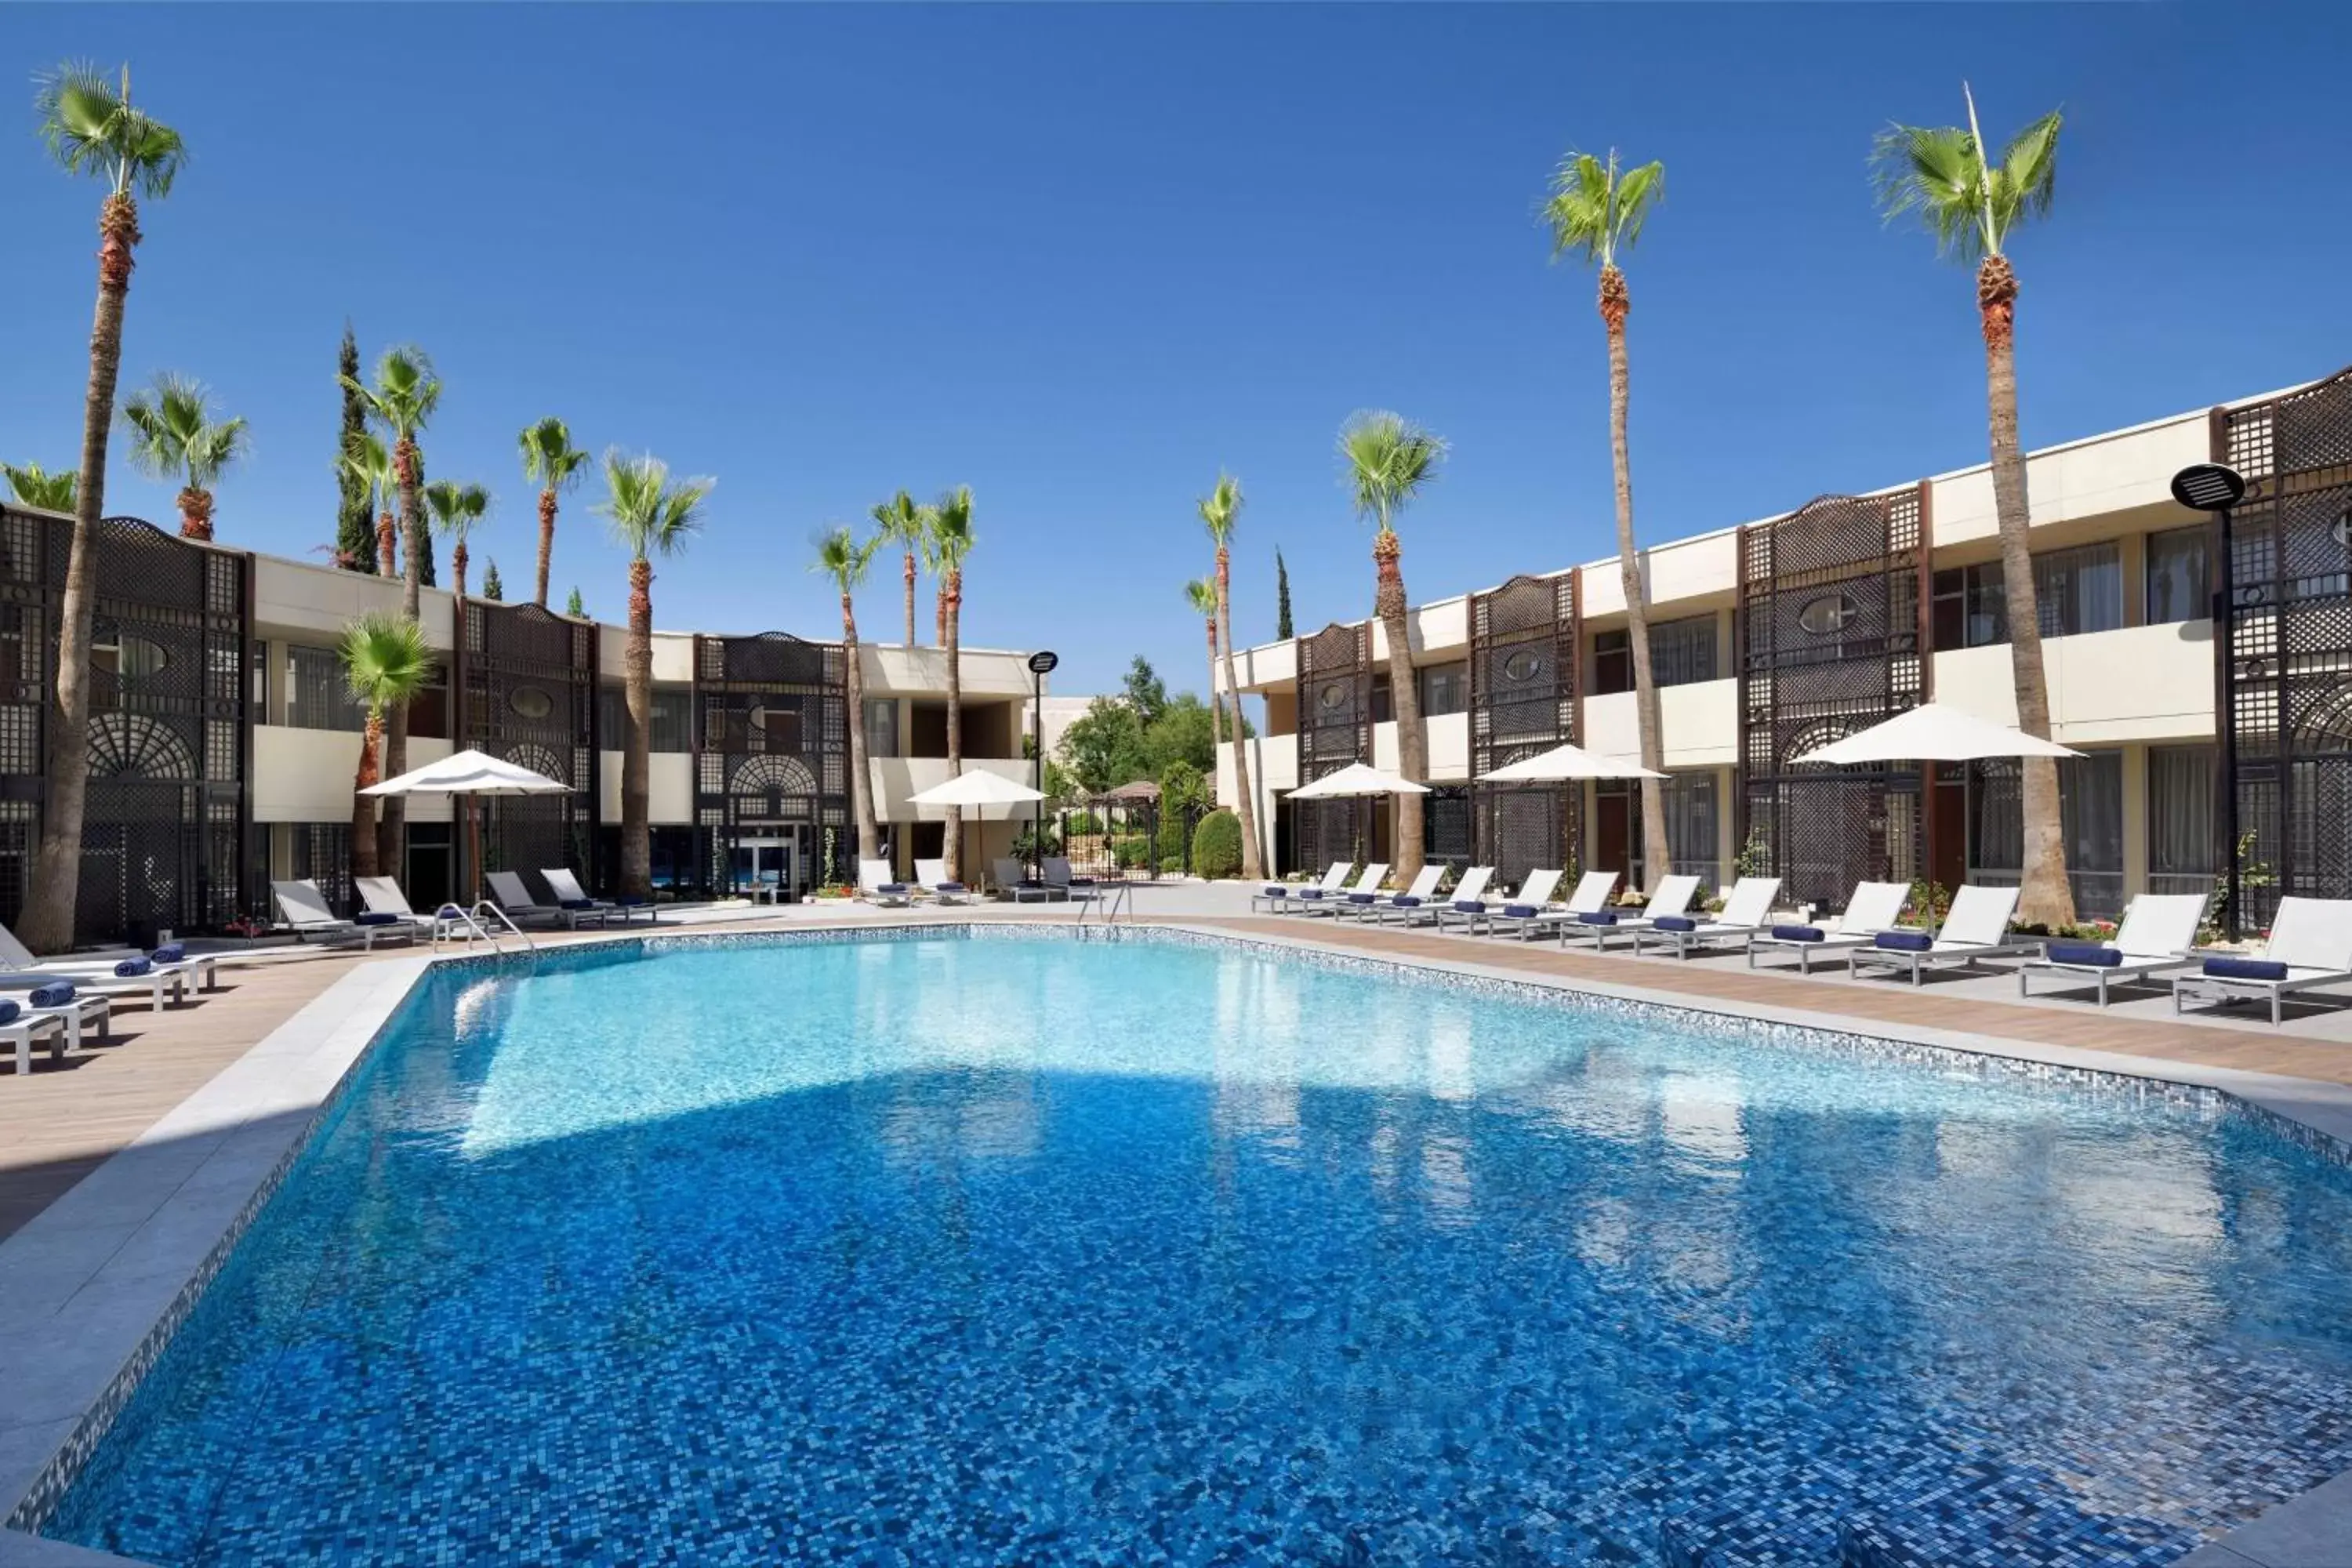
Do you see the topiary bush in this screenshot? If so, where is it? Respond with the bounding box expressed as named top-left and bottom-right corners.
top-left (1155, 812), bottom-right (1190, 870)
top-left (1192, 809), bottom-right (1242, 879)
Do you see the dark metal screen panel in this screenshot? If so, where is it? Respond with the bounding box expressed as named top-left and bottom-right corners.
top-left (1292, 621), bottom-right (1372, 872)
top-left (2219, 363), bottom-right (2352, 927)
top-left (459, 600), bottom-right (597, 898)
top-left (1468, 572), bottom-right (1579, 886)
top-left (1739, 489), bottom-right (1925, 907)
top-left (691, 632), bottom-right (848, 893)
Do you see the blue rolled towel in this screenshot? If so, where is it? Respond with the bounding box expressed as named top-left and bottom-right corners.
top-left (1392, 895), bottom-right (1421, 908)
top-left (1502, 903), bottom-right (1539, 920)
top-left (437, 905), bottom-right (466, 920)
top-left (1298, 888), bottom-right (1327, 899)
top-left (1653, 916), bottom-right (1697, 933)
top-left (1578, 910), bottom-right (1618, 926)
top-left (1772, 924), bottom-right (1824, 942)
top-left (114, 956), bottom-right (153, 978)
top-left (28, 981), bottom-right (74, 1009)
top-left (559, 898), bottom-right (599, 911)
top-left (150, 942), bottom-right (185, 964)
top-left (1261, 887), bottom-right (1287, 898)
top-left (1452, 899), bottom-right (1486, 914)
top-left (1347, 892), bottom-right (1377, 905)
top-left (0, 973), bottom-right (60, 988)
top-left (1018, 880), bottom-right (1046, 889)
top-left (1875, 931), bottom-right (1933, 952)
top-left (935, 882), bottom-right (966, 894)
top-left (619, 895), bottom-right (652, 906)
top-left (1069, 877), bottom-right (1098, 887)
top-left (878, 884), bottom-right (910, 895)
top-left (0, 1000), bottom-right (17, 1026)
top-left (354, 911), bottom-right (401, 927)
top-left (2047, 942), bottom-right (2121, 967)
top-left (2204, 956), bottom-right (2288, 982)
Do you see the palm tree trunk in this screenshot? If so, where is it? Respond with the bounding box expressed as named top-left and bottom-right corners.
top-left (377, 508), bottom-right (397, 576)
top-left (350, 710), bottom-right (383, 881)
top-left (1204, 621), bottom-right (1223, 751)
top-left (943, 569), bottom-right (964, 882)
top-left (843, 593), bottom-right (880, 862)
top-left (452, 539), bottom-right (469, 601)
top-left (1980, 254), bottom-right (2074, 928)
top-left (935, 583), bottom-right (948, 648)
top-left (380, 436), bottom-right (423, 876)
top-left (1603, 264), bottom-right (1671, 893)
top-left (20, 191), bottom-right (140, 953)
top-left (903, 551), bottom-right (917, 646)
top-left (534, 488), bottom-right (556, 608)
top-left (1216, 546), bottom-right (1265, 880)
top-left (1374, 530), bottom-right (1426, 884)
top-left (178, 485), bottom-right (213, 543)
top-left (621, 557), bottom-right (654, 899)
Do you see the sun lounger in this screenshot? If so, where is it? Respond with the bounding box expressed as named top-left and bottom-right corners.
top-left (1384, 866), bottom-right (1492, 928)
top-left (2, 1000), bottom-right (72, 1075)
top-left (1847, 884), bottom-right (2034, 985)
top-left (1298, 862), bottom-right (1388, 919)
top-left (1746, 881), bottom-right (1912, 974)
top-left (0, 975), bottom-right (113, 1047)
top-left (272, 879), bottom-right (407, 947)
top-left (486, 870), bottom-right (609, 930)
top-left (545, 867), bottom-right (654, 924)
top-left (354, 877), bottom-right (450, 940)
top-left (992, 858), bottom-right (1057, 902)
top-left (1559, 874), bottom-right (1700, 951)
top-left (914, 858), bottom-right (970, 905)
top-left (1254, 862), bottom-right (1348, 915)
top-left (0, 920), bottom-right (220, 993)
top-left (2172, 895), bottom-right (2352, 1025)
top-left (1461, 869), bottom-right (1579, 939)
top-left (857, 858), bottom-right (915, 908)
top-left (2017, 892), bottom-right (2207, 1007)
top-left (1341, 863), bottom-right (1443, 921)
top-left (1632, 877), bottom-right (1784, 959)
top-left (1044, 857), bottom-right (1102, 903)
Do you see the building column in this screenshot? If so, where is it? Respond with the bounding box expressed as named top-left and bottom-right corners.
top-left (2119, 742), bottom-right (2148, 906)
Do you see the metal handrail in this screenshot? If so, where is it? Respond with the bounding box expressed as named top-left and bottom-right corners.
top-left (433, 900), bottom-right (537, 953)
top-left (1077, 883), bottom-right (1134, 927)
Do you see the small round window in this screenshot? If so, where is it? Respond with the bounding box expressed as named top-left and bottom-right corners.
top-left (1317, 682), bottom-right (1348, 712)
top-left (1501, 648), bottom-right (1543, 684)
top-left (1798, 593), bottom-right (1859, 636)
top-left (2333, 507), bottom-right (2351, 549)
top-left (116, 636), bottom-right (170, 680)
top-left (508, 685), bottom-right (554, 721)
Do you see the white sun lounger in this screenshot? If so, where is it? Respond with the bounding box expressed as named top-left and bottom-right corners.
top-left (544, 867), bottom-right (654, 924)
top-left (913, 858), bottom-right (971, 904)
top-left (1847, 884), bottom-right (2034, 985)
top-left (1746, 881), bottom-right (1913, 974)
top-left (2172, 896), bottom-right (2352, 1025)
top-left (1044, 857), bottom-right (1102, 903)
top-left (1299, 862), bottom-right (1388, 919)
top-left (0, 975), bottom-right (113, 1047)
top-left (1467, 869), bottom-right (1582, 939)
top-left (1632, 877), bottom-right (1785, 959)
top-left (2017, 892), bottom-right (2207, 1007)
top-left (272, 879), bottom-right (402, 947)
top-left (2, 1002), bottom-right (73, 1075)
top-left (486, 870), bottom-right (608, 930)
top-left (1384, 866), bottom-right (1492, 928)
top-left (1340, 863), bottom-right (1443, 921)
top-left (354, 877), bottom-right (450, 940)
top-left (1254, 862), bottom-right (1349, 915)
top-left (0, 919), bottom-right (220, 994)
top-left (992, 858), bottom-right (1056, 902)
top-left (1559, 874), bottom-right (1700, 951)
top-left (858, 858), bottom-right (915, 907)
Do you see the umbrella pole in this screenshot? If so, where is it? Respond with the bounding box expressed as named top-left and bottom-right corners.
top-left (468, 798), bottom-right (482, 906)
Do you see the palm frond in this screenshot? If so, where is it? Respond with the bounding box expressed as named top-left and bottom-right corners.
top-left (519, 416), bottom-right (590, 492)
top-left (1184, 577), bottom-right (1218, 618)
top-left (1988, 108), bottom-right (2063, 244)
top-left (870, 488), bottom-right (927, 551)
top-left (931, 485), bottom-right (976, 570)
top-left (338, 611), bottom-right (434, 715)
top-left (595, 450), bottom-right (712, 561)
top-left (1544, 148), bottom-right (1662, 268)
top-left (340, 434), bottom-right (394, 510)
top-left (1196, 471), bottom-right (1244, 546)
top-left (34, 61), bottom-right (186, 197)
top-left (811, 524), bottom-right (881, 591)
top-left (118, 372), bottom-right (246, 489)
top-left (1337, 410), bottom-right (1447, 533)
top-left (2, 461), bottom-right (77, 513)
top-left (346, 345), bottom-right (441, 439)
top-left (1872, 96), bottom-right (2060, 260)
top-left (424, 480), bottom-right (492, 539)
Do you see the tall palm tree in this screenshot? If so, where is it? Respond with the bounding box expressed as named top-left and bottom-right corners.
top-left (812, 524), bottom-right (884, 864)
top-left (931, 487), bottom-right (976, 881)
top-left (870, 489), bottom-right (927, 645)
top-left (1337, 411), bottom-right (1446, 885)
top-left (1547, 147), bottom-right (1670, 891)
top-left (22, 62), bottom-right (186, 954)
top-left (518, 417), bottom-right (589, 608)
top-left (341, 434), bottom-right (400, 576)
top-left (1875, 88), bottom-right (2071, 927)
top-left (338, 612), bottom-right (434, 882)
top-left (339, 346), bottom-right (441, 876)
top-left (923, 504), bottom-right (950, 647)
top-left (117, 372), bottom-right (248, 541)
top-left (597, 451), bottom-right (712, 899)
top-left (423, 480), bottom-right (492, 598)
top-left (2, 463), bottom-right (77, 513)
top-left (1197, 473), bottom-right (1265, 879)
top-left (1185, 575), bottom-right (1222, 752)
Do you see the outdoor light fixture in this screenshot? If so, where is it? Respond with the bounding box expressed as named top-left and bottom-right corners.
top-left (2171, 462), bottom-right (2248, 936)
top-left (1027, 651), bottom-right (1059, 880)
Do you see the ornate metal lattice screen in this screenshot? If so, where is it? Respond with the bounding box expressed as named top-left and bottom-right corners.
top-left (1468, 572), bottom-right (1579, 887)
top-left (0, 509), bottom-right (252, 943)
top-left (458, 601), bottom-right (597, 892)
top-left (1292, 621), bottom-right (1372, 872)
top-left (692, 633), bottom-right (848, 894)
top-left (2218, 364), bottom-right (2352, 926)
top-left (1739, 490), bottom-right (1925, 907)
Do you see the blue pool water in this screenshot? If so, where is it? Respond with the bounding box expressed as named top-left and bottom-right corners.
top-left (44, 931), bottom-right (2352, 1565)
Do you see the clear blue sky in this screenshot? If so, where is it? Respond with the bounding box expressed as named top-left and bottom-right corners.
top-left (6, 4), bottom-right (2350, 699)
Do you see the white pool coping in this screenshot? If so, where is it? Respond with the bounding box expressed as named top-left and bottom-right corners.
top-left (2, 920), bottom-right (2347, 1566)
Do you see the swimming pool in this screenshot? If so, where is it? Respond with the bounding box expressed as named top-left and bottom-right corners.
top-left (39, 928), bottom-right (2352, 1565)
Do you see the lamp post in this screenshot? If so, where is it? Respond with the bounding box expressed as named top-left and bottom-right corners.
top-left (2171, 462), bottom-right (2248, 938)
top-left (1027, 651), bottom-right (1058, 881)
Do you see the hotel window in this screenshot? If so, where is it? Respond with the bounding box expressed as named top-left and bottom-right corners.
top-left (1965, 750), bottom-right (2125, 919)
top-left (865, 699), bottom-right (900, 758)
top-left (1592, 616), bottom-right (1715, 694)
top-left (1370, 673), bottom-right (1392, 724)
top-left (597, 685), bottom-right (692, 751)
top-left (1931, 543), bottom-right (2124, 648)
top-left (2145, 524), bottom-right (2212, 626)
top-left (2147, 745), bottom-right (2215, 897)
top-left (1591, 630), bottom-right (1632, 696)
top-left (1417, 662), bottom-right (1468, 717)
top-left (286, 644), bottom-right (367, 731)
top-left (1661, 771), bottom-right (1719, 884)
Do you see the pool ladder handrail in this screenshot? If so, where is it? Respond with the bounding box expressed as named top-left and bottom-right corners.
top-left (1076, 883), bottom-right (1134, 926)
top-left (433, 900), bottom-right (538, 953)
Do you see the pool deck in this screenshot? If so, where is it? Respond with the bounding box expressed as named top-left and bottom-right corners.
top-left (5, 887), bottom-right (2352, 1565)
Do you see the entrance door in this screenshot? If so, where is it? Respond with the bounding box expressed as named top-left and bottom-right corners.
top-left (730, 836), bottom-right (802, 901)
top-left (1595, 788), bottom-right (1634, 887)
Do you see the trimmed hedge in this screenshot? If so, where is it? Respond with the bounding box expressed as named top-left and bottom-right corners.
top-left (1192, 810), bottom-right (1242, 879)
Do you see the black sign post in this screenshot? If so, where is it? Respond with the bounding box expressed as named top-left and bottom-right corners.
top-left (2170, 463), bottom-right (2248, 937)
top-left (1027, 652), bottom-right (1059, 881)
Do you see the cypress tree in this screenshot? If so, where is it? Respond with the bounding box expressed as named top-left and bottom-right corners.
top-left (411, 448), bottom-right (437, 586)
top-left (482, 560), bottom-right (504, 601)
top-left (565, 586), bottom-right (586, 617)
top-left (333, 325), bottom-right (376, 572)
top-left (1275, 548), bottom-right (1293, 640)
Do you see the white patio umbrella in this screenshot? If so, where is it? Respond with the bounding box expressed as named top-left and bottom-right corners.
top-left (1287, 762), bottom-right (1430, 799)
top-left (362, 748), bottom-right (571, 904)
top-left (1789, 702), bottom-right (2083, 766)
top-left (906, 768), bottom-right (1048, 811)
top-left (1480, 741), bottom-right (1664, 782)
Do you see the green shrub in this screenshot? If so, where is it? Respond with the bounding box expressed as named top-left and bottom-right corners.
top-left (1155, 812), bottom-right (1189, 869)
top-left (1192, 810), bottom-right (1242, 879)
top-left (1110, 834), bottom-right (1151, 869)
top-left (1062, 810), bottom-right (1102, 837)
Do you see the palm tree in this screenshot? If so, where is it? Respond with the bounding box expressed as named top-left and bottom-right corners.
top-left (117, 372), bottom-right (248, 541)
top-left (423, 480), bottom-right (492, 598)
top-left (2, 463), bottom-right (77, 513)
top-left (596, 451), bottom-right (712, 899)
top-left (931, 487), bottom-right (976, 881)
top-left (1197, 473), bottom-right (1265, 880)
top-left (870, 489), bottom-right (927, 645)
top-left (340, 434), bottom-right (400, 576)
top-left (812, 524), bottom-right (884, 864)
top-left (1185, 575), bottom-right (1222, 752)
top-left (1547, 147), bottom-right (1671, 891)
top-left (1875, 88), bottom-right (2071, 927)
top-left (1337, 411), bottom-right (1446, 884)
top-left (923, 504), bottom-right (949, 646)
top-left (338, 612), bottom-right (434, 882)
top-left (22, 62), bottom-right (187, 954)
top-left (518, 417), bottom-right (589, 609)
top-left (339, 346), bottom-right (441, 876)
